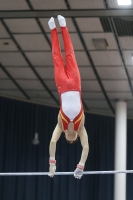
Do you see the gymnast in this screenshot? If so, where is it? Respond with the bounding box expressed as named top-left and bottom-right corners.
top-left (48, 15), bottom-right (89, 179)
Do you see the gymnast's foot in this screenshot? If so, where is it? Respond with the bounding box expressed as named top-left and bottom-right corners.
top-left (48, 17), bottom-right (56, 30)
top-left (57, 15), bottom-right (66, 27)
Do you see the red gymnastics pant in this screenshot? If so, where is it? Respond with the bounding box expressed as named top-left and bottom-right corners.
top-left (51, 27), bottom-right (81, 95)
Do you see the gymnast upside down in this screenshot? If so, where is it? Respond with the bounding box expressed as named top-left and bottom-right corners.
top-left (48, 15), bottom-right (89, 179)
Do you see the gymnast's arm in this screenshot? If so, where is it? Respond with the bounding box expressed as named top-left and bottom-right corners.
top-left (49, 114), bottom-right (63, 158)
top-left (78, 116), bottom-right (89, 165)
top-left (74, 116), bottom-right (89, 179)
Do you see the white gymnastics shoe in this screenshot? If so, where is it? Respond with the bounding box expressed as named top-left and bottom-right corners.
top-left (57, 15), bottom-right (66, 27)
top-left (48, 17), bottom-right (56, 30)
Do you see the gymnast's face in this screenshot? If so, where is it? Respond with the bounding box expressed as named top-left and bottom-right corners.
top-left (64, 122), bottom-right (78, 144)
top-left (66, 137), bottom-right (78, 144)
top-left (65, 131), bottom-right (78, 144)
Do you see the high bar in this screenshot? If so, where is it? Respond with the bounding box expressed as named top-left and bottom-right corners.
top-left (0, 170), bottom-right (133, 176)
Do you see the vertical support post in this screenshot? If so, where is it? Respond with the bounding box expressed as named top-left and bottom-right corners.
top-left (114, 101), bottom-right (127, 200)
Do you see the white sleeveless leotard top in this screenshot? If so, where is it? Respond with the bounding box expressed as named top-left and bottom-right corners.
top-left (61, 91), bottom-right (81, 121)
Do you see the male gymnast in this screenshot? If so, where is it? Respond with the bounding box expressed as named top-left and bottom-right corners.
top-left (48, 15), bottom-right (89, 179)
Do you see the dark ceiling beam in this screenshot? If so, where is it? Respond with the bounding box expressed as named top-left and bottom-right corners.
top-left (103, 0), bottom-right (109, 9)
top-left (72, 18), bottom-right (115, 114)
top-left (63, 0), bottom-right (89, 111)
top-left (1, 10), bottom-right (133, 18)
top-left (1, 19), bottom-right (59, 106)
top-left (0, 64), bottom-right (30, 99)
top-left (25, 0), bottom-right (51, 47)
top-left (108, 18), bottom-right (133, 96)
top-left (27, 0), bottom-right (89, 111)
top-left (63, 0), bottom-right (114, 113)
top-left (103, 1), bottom-right (133, 97)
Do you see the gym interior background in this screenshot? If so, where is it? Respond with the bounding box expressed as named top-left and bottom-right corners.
top-left (0, 0), bottom-right (133, 199)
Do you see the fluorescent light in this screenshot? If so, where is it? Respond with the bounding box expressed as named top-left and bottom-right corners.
top-left (117, 0), bottom-right (132, 5)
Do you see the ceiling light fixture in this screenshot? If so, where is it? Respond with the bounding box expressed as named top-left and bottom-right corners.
top-left (32, 133), bottom-right (40, 145)
top-left (92, 39), bottom-right (108, 50)
top-left (117, 0), bottom-right (132, 6)
top-left (32, 105), bottom-right (39, 145)
top-left (3, 42), bottom-right (9, 45)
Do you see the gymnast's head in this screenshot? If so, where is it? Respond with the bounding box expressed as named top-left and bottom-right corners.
top-left (65, 122), bottom-right (78, 144)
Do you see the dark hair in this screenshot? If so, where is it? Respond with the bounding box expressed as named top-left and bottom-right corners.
top-left (64, 133), bottom-right (78, 144)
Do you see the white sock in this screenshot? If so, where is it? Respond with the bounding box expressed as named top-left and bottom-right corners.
top-left (48, 17), bottom-right (56, 30)
top-left (57, 15), bottom-right (66, 27)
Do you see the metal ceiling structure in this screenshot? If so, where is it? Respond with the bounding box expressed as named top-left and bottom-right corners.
top-left (0, 0), bottom-right (133, 117)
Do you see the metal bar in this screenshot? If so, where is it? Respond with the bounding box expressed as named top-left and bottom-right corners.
top-left (0, 170), bottom-right (133, 176)
top-left (1, 10), bottom-right (133, 18)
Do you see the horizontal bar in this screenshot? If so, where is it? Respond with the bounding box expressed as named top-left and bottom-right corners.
top-left (0, 170), bottom-right (133, 176)
top-left (0, 10), bottom-right (133, 18)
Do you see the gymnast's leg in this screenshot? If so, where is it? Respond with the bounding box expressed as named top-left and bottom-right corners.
top-left (48, 17), bottom-right (66, 94)
top-left (57, 15), bottom-right (81, 92)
